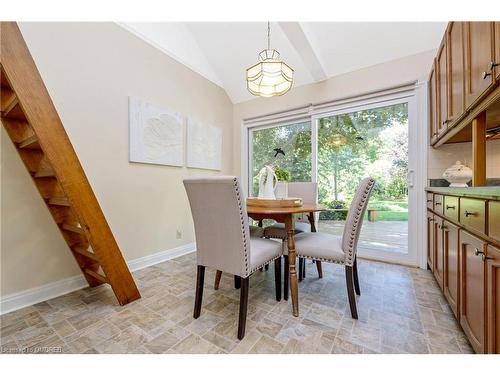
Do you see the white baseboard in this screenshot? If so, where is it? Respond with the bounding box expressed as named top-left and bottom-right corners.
top-left (0, 242), bottom-right (196, 315)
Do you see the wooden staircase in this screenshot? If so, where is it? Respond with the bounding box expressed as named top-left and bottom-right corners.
top-left (0, 22), bottom-right (141, 305)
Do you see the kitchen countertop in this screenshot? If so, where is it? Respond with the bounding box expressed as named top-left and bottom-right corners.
top-left (425, 186), bottom-right (500, 200)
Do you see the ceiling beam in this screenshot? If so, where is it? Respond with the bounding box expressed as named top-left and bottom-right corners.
top-left (278, 22), bottom-right (327, 82)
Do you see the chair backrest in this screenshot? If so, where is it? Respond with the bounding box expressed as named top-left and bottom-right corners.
top-left (341, 177), bottom-right (375, 266)
top-left (288, 182), bottom-right (318, 223)
top-left (183, 176), bottom-right (250, 277)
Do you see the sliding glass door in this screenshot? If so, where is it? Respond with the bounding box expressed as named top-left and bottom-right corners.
top-left (245, 92), bottom-right (420, 266)
top-left (316, 102), bottom-right (412, 263)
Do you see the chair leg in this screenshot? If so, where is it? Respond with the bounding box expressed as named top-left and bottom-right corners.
top-left (214, 270), bottom-right (222, 290)
top-left (345, 266), bottom-right (358, 319)
top-left (238, 277), bottom-right (249, 340)
top-left (353, 258), bottom-right (360, 295)
top-left (274, 258), bottom-right (282, 301)
top-left (315, 260), bottom-right (323, 279)
top-left (298, 257), bottom-right (304, 282)
top-left (194, 265), bottom-right (205, 319)
top-left (234, 275), bottom-right (241, 289)
top-left (283, 255), bottom-right (289, 301)
top-left (302, 258), bottom-right (306, 279)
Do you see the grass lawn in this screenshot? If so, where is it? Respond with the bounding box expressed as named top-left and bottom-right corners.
top-left (367, 199), bottom-right (408, 221)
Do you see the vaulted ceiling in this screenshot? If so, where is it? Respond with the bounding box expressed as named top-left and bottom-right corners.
top-left (121, 22), bottom-right (447, 103)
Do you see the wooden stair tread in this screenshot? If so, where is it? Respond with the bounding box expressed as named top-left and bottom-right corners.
top-left (17, 134), bottom-right (40, 149)
top-left (83, 268), bottom-right (108, 284)
top-left (61, 222), bottom-right (84, 234)
top-left (47, 197), bottom-right (71, 206)
top-left (34, 164), bottom-right (55, 178)
top-left (72, 246), bottom-right (98, 261)
top-left (0, 89), bottom-right (18, 116)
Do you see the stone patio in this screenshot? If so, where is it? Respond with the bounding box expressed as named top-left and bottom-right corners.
top-left (319, 220), bottom-right (409, 254)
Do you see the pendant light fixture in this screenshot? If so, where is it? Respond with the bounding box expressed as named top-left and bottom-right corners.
top-left (246, 22), bottom-right (294, 97)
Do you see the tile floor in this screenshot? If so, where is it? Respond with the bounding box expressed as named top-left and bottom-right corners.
top-left (0, 253), bottom-right (473, 354)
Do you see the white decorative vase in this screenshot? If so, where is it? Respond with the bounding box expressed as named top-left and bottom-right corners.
top-left (275, 181), bottom-right (288, 199)
top-left (257, 165), bottom-right (277, 199)
top-left (442, 161), bottom-right (472, 187)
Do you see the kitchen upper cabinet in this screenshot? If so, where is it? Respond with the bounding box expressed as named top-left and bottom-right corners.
top-left (444, 221), bottom-right (460, 318)
top-left (495, 22), bottom-right (500, 81)
top-left (464, 22), bottom-right (495, 108)
top-left (434, 217), bottom-right (445, 289)
top-left (437, 40), bottom-right (449, 135)
top-left (427, 211), bottom-right (435, 271)
top-left (447, 22), bottom-right (465, 124)
top-left (428, 62), bottom-right (439, 144)
top-left (460, 231), bottom-right (487, 353)
top-left (486, 245), bottom-right (500, 354)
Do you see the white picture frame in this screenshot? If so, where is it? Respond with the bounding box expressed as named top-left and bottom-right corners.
top-left (186, 118), bottom-right (223, 171)
top-left (129, 96), bottom-right (184, 167)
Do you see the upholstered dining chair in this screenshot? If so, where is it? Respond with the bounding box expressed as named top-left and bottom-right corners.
top-left (293, 177), bottom-right (375, 319)
top-left (263, 182), bottom-right (321, 295)
top-left (183, 176), bottom-right (283, 340)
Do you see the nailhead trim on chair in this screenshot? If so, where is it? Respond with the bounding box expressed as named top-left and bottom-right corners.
top-left (248, 254), bottom-right (282, 275)
top-left (343, 178), bottom-right (375, 266)
top-left (296, 254), bottom-right (345, 265)
top-left (233, 177), bottom-right (250, 277)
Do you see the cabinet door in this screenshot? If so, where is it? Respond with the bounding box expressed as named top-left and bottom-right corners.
top-left (486, 245), bottom-right (500, 354)
top-left (443, 221), bottom-right (460, 318)
top-left (494, 22), bottom-right (500, 81)
top-left (427, 211), bottom-right (435, 271)
top-left (437, 40), bottom-right (448, 135)
top-left (434, 217), bottom-right (445, 289)
top-left (428, 62), bottom-right (439, 144)
top-left (464, 22), bottom-right (495, 108)
top-left (459, 231), bottom-right (487, 353)
top-left (447, 22), bottom-right (465, 124)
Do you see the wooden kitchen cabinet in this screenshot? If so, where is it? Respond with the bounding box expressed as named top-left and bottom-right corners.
top-left (464, 22), bottom-right (495, 108)
top-left (444, 221), bottom-right (460, 318)
top-left (434, 216), bottom-right (445, 289)
top-left (447, 22), bottom-right (465, 124)
top-left (427, 211), bottom-right (435, 271)
top-left (494, 22), bottom-right (500, 81)
top-left (486, 245), bottom-right (500, 353)
top-left (460, 231), bottom-right (487, 353)
top-left (428, 62), bottom-right (439, 144)
top-left (437, 40), bottom-right (449, 135)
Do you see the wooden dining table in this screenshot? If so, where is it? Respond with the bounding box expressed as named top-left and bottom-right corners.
top-left (246, 202), bottom-right (327, 317)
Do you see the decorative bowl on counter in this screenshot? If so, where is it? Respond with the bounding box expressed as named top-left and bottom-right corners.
top-left (442, 161), bottom-right (472, 187)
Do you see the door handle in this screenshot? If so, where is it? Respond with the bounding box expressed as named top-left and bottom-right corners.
top-left (407, 170), bottom-right (415, 188)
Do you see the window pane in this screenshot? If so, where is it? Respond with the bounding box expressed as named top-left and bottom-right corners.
top-left (251, 121), bottom-right (311, 196)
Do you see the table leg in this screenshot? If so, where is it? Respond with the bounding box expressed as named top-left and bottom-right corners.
top-left (286, 215), bottom-right (299, 317)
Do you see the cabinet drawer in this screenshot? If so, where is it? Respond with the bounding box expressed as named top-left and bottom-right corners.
top-left (426, 193), bottom-right (434, 209)
top-left (460, 198), bottom-right (486, 234)
top-left (489, 201), bottom-right (500, 243)
top-left (434, 194), bottom-right (444, 214)
top-left (444, 196), bottom-right (459, 221)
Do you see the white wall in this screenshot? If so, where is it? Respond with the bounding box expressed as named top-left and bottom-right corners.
top-left (1, 23), bottom-right (233, 297)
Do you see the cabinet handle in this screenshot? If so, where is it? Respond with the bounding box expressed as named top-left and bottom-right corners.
top-left (427, 199), bottom-right (433, 203)
top-left (442, 119), bottom-right (450, 125)
top-left (482, 254), bottom-right (493, 262)
top-left (474, 248), bottom-right (484, 256)
top-left (446, 205), bottom-right (456, 210)
top-left (464, 210), bottom-right (477, 217)
top-left (435, 202), bottom-right (442, 206)
top-left (488, 61), bottom-right (499, 71)
top-left (441, 225), bottom-right (448, 230)
top-left (482, 71), bottom-right (492, 79)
